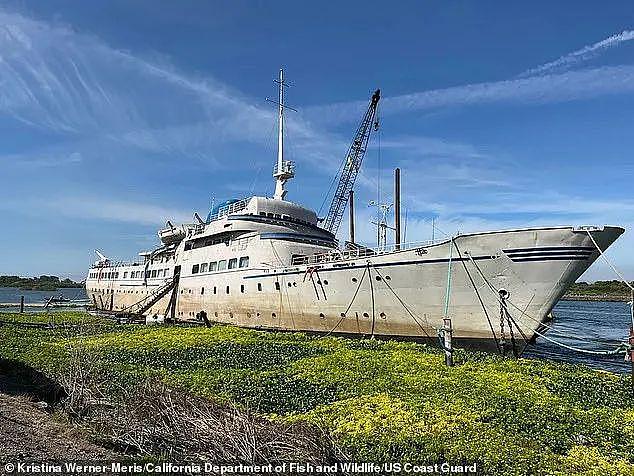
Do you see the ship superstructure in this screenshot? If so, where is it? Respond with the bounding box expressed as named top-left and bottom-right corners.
top-left (85, 70), bottom-right (624, 352)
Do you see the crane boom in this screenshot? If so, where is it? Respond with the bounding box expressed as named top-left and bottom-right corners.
top-left (322, 89), bottom-right (381, 234)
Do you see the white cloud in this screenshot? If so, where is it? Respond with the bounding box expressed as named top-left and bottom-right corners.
top-left (520, 30), bottom-right (634, 78)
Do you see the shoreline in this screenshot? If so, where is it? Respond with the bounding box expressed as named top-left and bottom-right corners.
top-left (560, 294), bottom-right (631, 302)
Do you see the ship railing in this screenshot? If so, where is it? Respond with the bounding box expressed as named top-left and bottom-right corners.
top-left (207, 198), bottom-right (250, 222)
top-left (291, 238), bottom-right (449, 266)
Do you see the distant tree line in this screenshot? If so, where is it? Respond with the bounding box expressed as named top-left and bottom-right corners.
top-left (567, 280), bottom-right (634, 297)
top-left (0, 275), bottom-right (83, 291)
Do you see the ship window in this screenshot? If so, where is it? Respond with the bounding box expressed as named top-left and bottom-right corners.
top-left (123, 272), bottom-right (128, 278)
top-left (239, 256), bottom-right (249, 268)
top-left (209, 261), bottom-right (217, 271)
top-left (184, 242), bottom-right (193, 251)
top-left (241, 285), bottom-right (245, 293)
top-left (218, 260), bottom-right (227, 271)
top-left (267, 213), bottom-right (274, 217)
top-left (258, 283), bottom-right (262, 291)
top-left (157, 269), bottom-right (163, 277)
top-left (201, 287), bottom-right (204, 295)
top-left (192, 264), bottom-right (200, 274)
top-left (259, 212), bottom-right (266, 216)
top-left (226, 286), bottom-right (230, 294)
top-left (200, 263), bottom-right (208, 273)
top-left (152, 270), bottom-right (157, 278)
top-left (228, 258), bottom-right (238, 269)
top-left (274, 214), bottom-right (281, 218)
top-left (164, 268), bottom-right (170, 276)
top-left (213, 286), bottom-right (217, 294)
top-left (275, 282), bottom-right (280, 291)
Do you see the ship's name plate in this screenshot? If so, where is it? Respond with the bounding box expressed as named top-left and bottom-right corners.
top-left (415, 248), bottom-right (428, 256)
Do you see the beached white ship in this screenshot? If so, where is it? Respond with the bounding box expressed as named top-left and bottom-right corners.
top-left (85, 70), bottom-right (624, 352)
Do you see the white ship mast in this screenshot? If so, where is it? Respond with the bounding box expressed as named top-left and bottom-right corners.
top-left (269, 68), bottom-right (295, 200)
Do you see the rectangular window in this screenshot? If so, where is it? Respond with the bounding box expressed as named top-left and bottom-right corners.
top-left (201, 287), bottom-right (204, 295)
top-left (200, 263), bottom-right (208, 273)
top-left (226, 286), bottom-right (230, 294)
top-left (192, 264), bottom-right (200, 274)
top-left (213, 286), bottom-right (217, 294)
top-left (228, 258), bottom-right (238, 269)
top-left (157, 269), bottom-right (163, 277)
top-left (239, 256), bottom-right (249, 268)
top-left (258, 283), bottom-right (262, 291)
top-left (209, 262), bottom-right (217, 271)
top-left (123, 272), bottom-right (128, 278)
top-left (164, 268), bottom-right (169, 276)
top-left (275, 281), bottom-right (280, 291)
top-left (217, 260), bottom-right (227, 271)
top-left (240, 284), bottom-right (245, 293)
top-left (151, 270), bottom-right (157, 278)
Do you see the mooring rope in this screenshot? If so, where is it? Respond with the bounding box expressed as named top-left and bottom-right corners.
top-left (323, 264), bottom-right (369, 337)
top-left (586, 230), bottom-right (634, 330)
top-left (465, 252), bottom-right (631, 357)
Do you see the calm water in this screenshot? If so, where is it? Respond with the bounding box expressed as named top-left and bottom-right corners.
top-left (0, 286), bottom-right (87, 309)
top-left (0, 287), bottom-right (631, 373)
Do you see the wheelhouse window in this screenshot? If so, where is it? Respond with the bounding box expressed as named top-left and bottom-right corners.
top-left (123, 272), bottom-right (128, 278)
top-left (239, 256), bottom-right (249, 268)
top-left (218, 260), bottom-right (227, 271)
top-left (200, 263), bottom-right (208, 273)
top-left (228, 258), bottom-right (238, 269)
top-left (151, 270), bottom-right (157, 278)
top-left (192, 264), bottom-right (200, 274)
top-left (157, 269), bottom-right (163, 277)
top-left (209, 261), bottom-right (217, 271)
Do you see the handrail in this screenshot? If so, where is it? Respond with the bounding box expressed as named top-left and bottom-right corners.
top-left (291, 238), bottom-right (449, 265)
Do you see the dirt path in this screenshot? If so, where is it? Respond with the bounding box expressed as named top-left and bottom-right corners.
top-left (0, 391), bottom-right (115, 463)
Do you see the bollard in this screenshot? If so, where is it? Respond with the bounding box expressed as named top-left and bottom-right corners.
top-left (19, 295), bottom-right (24, 313)
top-left (443, 318), bottom-right (453, 367)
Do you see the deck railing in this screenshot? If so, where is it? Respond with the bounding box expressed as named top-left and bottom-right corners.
top-left (291, 238), bottom-right (449, 266)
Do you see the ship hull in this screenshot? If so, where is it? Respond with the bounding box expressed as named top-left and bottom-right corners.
top-left (85, 225), bottom-right (624, 352)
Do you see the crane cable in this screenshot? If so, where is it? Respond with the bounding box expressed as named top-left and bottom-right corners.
top-left (464, 253), bottom-right (631, 357)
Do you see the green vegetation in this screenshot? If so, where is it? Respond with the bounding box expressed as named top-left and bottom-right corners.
top-left (565, 280), bottom-right (633, 300)
top-left (0, 275), bottom-right (83, 291)
top-left (1, 312), bottom-right (633, 475)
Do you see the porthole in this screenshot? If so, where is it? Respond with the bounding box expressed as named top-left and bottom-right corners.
top-left (380, 312), bottom-right (386, 319)
top-left (323, 280), bottom-right (329, 285)
top-left (352, 277), bottom-right (358, 283)
top-left (256, 312), bottom-right (261, 317)
top-left (247, 312), bottom-right (251, 318)
top-left (363, 312), bottom-right (369, 318)
top-left (375, 276), bottom-right (382, 281)
top-left (288, 282), bottom-right (292, 287)
top-left (229, 312), bottom-right (233, 318)
top-left (317, 280), bottom-right (321, 284)
top-left (319, 313), bottom-right (325, 319)
top-left (272, 312), bottom-right (277, 318)
top-left (214, 311), bottom-right (218, 317)
top-left (385, 275), bottom-right (391, 280)
top-left (340, 312), bottom-right (346, 318)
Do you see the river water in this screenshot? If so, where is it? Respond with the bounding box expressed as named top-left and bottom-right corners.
top-left (0, 287), bottom-right (631, 374)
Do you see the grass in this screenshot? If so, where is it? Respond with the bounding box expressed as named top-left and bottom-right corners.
top-left (1, 311), bottom-right (633, 475)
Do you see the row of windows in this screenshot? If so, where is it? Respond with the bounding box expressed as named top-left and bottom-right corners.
top-left (257, 211), bottom-right (312, 226)
top-left (192, 256), bottom-right (249, 274)
top-left (89, 268), bottom-right (171, 280)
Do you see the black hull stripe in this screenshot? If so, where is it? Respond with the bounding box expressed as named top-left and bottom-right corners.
top-left (506, 250), bottom-right (593, 257)
top-left (510, 256), bottom-right (590, 262)
top-left (503, 246), bottom-right (594, 253)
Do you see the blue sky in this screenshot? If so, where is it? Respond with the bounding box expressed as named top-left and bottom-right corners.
top-left (1, 1), bottom-right (634, 281)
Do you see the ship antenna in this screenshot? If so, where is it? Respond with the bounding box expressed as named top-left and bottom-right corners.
top-left (267, 68), bottom-right (296, 200)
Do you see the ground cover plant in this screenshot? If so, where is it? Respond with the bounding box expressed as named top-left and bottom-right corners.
top-left (0, 311), bottom-right (632, 475)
